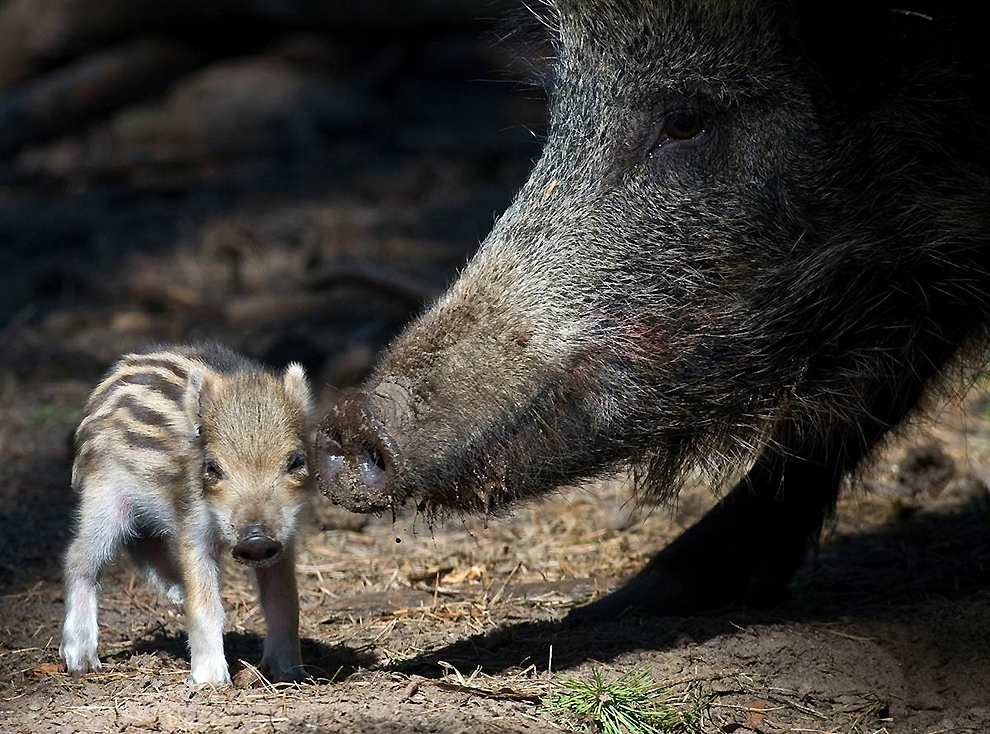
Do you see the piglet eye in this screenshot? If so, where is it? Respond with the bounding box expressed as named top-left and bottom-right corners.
top-left (286, 451), bottom-right (307, 474)
top-left (204, 456), bottom-right (223, 482)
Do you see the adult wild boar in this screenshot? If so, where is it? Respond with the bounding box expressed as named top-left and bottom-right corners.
top-left (317, 0), bottom-right (990, 617)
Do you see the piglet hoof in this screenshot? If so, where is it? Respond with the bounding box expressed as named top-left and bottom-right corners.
top-left (187, 658), bottom-right (232, 688)
top-left (186, 674), bottom-right (232, 689)
top-left (258, 658), bottom-right (308, 684)
top-left (59, 644), bottom-right (102, 678)
top-left (66, 661), bottom-right (102, 678)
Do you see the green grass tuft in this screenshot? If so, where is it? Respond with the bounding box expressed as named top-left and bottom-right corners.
top-left (543, 667), bottom-right (707, 734)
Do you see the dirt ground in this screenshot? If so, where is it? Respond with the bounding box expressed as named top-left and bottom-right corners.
top-left (2, 4), bottom-right (990, 732)
top-left (2, 374), bottom-right (990, 734)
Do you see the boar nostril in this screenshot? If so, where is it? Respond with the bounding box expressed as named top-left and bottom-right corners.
top-left (319, 451), bottom-right (344, 482)
top-left (315, 429), bottom-right (345, 482)
top-left (367, 445), bottom-right (387, 472)
top-left (316, 389), bottom-right (401, 509)
top-left (357, 443), bottom-right (389, 488)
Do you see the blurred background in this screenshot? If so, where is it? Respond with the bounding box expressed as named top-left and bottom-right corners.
top-left (0, 0), bottom-right (545, 390)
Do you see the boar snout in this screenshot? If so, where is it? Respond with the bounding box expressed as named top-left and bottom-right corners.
top-left (232, 524), bottom-right (283, 567)
top-left (316, 388), bottom-right (407, 513)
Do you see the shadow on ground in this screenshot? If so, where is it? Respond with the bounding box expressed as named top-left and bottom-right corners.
top-left (122, 631), bottom-right (377, 683)
top-left (392, 498), bottom-right (990, 679)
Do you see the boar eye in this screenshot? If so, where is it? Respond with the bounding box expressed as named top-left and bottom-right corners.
top-left (286, 451), bottom-right (307, 474)
top-left (204, 456), bottom-right (223, 482)
top-left (649, 110), bottom-right (708, 155)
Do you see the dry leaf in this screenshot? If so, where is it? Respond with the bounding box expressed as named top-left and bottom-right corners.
top-left (441, 565), bottom-right (486, 584)
top-left (745, 699), bottom-right (767, 728)
top-left (233, 667), bottom-right (262, 689)
top-left (408, 566), bottom-right (454, 584)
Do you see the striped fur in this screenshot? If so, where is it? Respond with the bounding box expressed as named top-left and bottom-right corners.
top-left (60, 343), bottom-right (314, 685)
top-left (72, 348), bottom-right (202, 494)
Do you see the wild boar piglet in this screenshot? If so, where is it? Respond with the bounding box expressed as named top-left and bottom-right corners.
top-left (60, 343), bottom-right (313, 685)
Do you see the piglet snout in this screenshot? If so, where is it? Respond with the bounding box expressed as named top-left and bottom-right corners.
top-left (232, 524), bottom-right (283, 567)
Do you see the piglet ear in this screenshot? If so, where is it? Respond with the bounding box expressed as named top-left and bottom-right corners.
top-left (283, 362), bottom-right (313, 416)
top-left (183, 367), bottom-right (214, 438)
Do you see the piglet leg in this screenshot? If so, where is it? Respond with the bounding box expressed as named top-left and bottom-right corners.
top-left (179, 524), bottom-right (229, 686)
top-left (255, 543), bottom-right (304, 682)
top-left (61, 487), bottom-right (131, 676)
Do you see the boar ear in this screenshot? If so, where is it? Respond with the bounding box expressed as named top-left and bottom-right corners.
top-left (183, 367), bottom-right (215, 438)
top-left (283, 363), bottom-right (313, 416)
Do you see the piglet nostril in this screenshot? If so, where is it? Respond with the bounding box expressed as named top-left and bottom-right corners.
top-left (232, 527), bottom-right (283, 567)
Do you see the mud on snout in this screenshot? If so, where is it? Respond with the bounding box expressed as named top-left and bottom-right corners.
top-left (316, 385), bottom-right (412, 514)
top-left (315, 359), bottom-right (624, 519)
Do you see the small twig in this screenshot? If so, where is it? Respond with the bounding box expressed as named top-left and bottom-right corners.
top-left (489, 562), bottom-right (523, 606)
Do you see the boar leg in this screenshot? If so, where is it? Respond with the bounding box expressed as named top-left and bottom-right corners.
top-left (573, 362), bottom-right (944, 620)
top-left (571, 448), bottom-right (842, 619)
top-left (60, 485), bottom-right (132, 677)
top-left (178, 525), bottom-right (230, 686)
top-left (255, 543), bottom-right (304, 682)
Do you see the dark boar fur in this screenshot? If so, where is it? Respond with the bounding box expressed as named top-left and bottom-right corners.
top-left (317, 0), bottom-right (990, 617)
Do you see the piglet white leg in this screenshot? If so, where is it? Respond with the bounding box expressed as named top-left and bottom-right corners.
top-left (60, 537), bottom-right (104, 677)
top-left (60, 491), bottom-right (129, 677)
top-left (256, 543), bottom-right (304, 682)
top-left (179, 529), bottom-right (229, 686)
